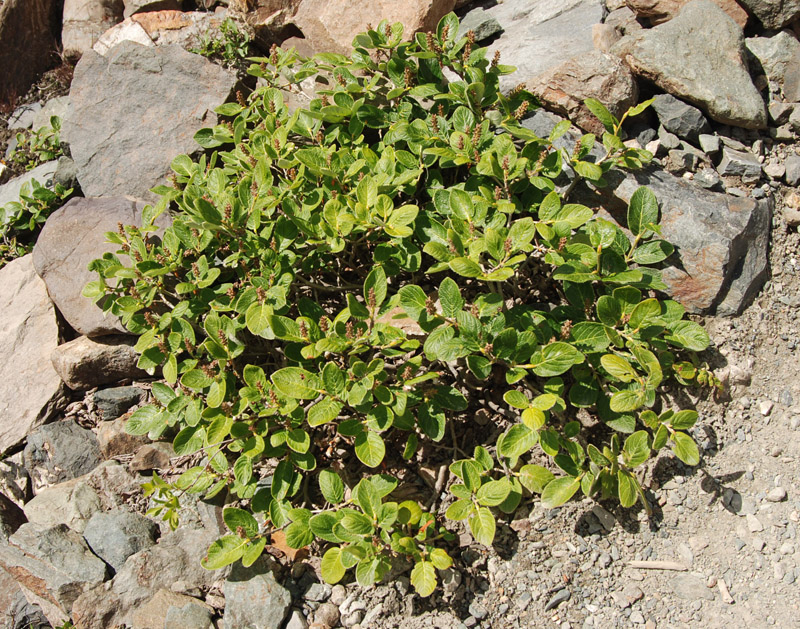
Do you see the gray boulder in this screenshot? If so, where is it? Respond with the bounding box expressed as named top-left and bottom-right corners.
top-left (527, 110), bottom-right (770, 316)
top-left (33, 196), bottom-right (170, 337)
top-left (0, 256), bottom-right (67, 456)
top-left (717, 146), bottom-right (763, 181)
top-left (0, 523), bottom-right (108, 626)
top-left (51, 336), bottom-right (146, 390)
top-left (457, 7), bottom-right (503, 42)
top-left (22, 476), bottom-right (102, 533)
top-left (94, 385), bottom-right (145, 420)
top-left (132, 589), bottom-right (215, 629)
top-left (737, 0), bottom-right (800, 28)
top-left (484, 0), bottom-right (603, 93)
top-left (82, 509), bottom-right (159, 573)
top-left (71, 527), bottom-right (228, 629)
top-left (63, 41), bottom-right (237, 200)
top-left (23, 420), bottom-right (102, 492)
top-left (612, 0), bottom-right (767, 129)
top-left (223, 558), bottom-right (293, 629)
top-left (651, 94), bottom-right (711, 143)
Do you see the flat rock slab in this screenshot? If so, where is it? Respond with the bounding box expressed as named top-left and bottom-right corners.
top-left (0, 523), bottom-right (108, 626)
top-left (51, 335), bottom-right (146, 390)
top-left (0, 256), bottom-right (67, 455)
top-left (33, 196), bottom-right (170, 337)
top-left (485, 0), bottom-right (603, 93)
top-left (62, 40), bottom-right (237, 200)
top-left (612, 0), bottom-right (767, 129)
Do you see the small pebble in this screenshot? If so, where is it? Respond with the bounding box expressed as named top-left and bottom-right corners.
top-left (544, 588), bottom-right (571, 611)
top-left (767, 487), bottom-right (787, 502)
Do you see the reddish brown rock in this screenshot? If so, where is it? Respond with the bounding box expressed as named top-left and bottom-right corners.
top-left (626, 0), bottom-right (748, 26)
top-left (0, 0), bottom-right (61, 104)
top-left (283, 0), bottom-right (456, 56)
top-left (50, 336), bottom-right (147, 390)
top-left (97, 415), bottom-right (150, 459)
top-left (527, 51), bottom-right (638, 135)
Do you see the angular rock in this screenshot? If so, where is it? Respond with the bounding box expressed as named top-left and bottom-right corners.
top-left (231, 0), bottom-right (302, 50)
top-left (62, 41), bottom-right (237, 200)
top-left (606, 6), bottom-right (643, 34)
top-left (0, 161), bottom-right (58, 208)
top-left (0, 523), bottom-right (108, 626)
top-left (528, 110), bottom-right (772, 315)
top-left (593, 23), bottom-right (623, 52)
top-left (457, 7), bottom-right (503, 42)
top-left (133, 589), bottom-right (214, 629)
top-left (123, 0), bottom-right (181, 18)
top-left (7, 103), bottom-right (42, 130)
top-left (768, 101), bottom-right (794, 125)
top-left (23, 477), bottom-right (102, 533)
top-left (94, 386), bottom-right (145, 420)
top-left (485, 0), bottom-right (603, 93)
top-left (625, 0), bottom-right (748, 26)
top-left (97, 415), bottom-right (150, 459)
top-left (698, 133), bottom-right (722, 154)
top-left (717, 146), bottom-right (763, 180)
top-left (0, 256), bottom-right (67, 455)
top-left (51, 335), bottom-right (146, 390)
top-left (130, 442), bottom-right (174, 471)
top-left (652, 93), bottom-right (711, 142)
top-left (131, 9), bottom-right (231, 49)
top-left (0, 568), bottom-right (50, 629)
top-left (93, 16), bottom-right (155, 54)
top-left (746, 30), bottom-right (800, 88)
top-left (84, 461), bottom-right (143, 511)
top-left (612, 0), bottom-right (767, 129)
top-left (527, 50), bottom-right (638, 135)
top-left (23, 420), bottom-right (102, 491)
top-left (62, 0), bottom-right (125, 56)
top-left (82, 509), bottom-right (159, 572)
top-left (737, 0), bottom-right (800, 28)
top-left (283, 0), bottom-right (455, 57)
top-left (71, 527), bottom-right (228, 629)
top-left (0, 0), bottom-right (62, 104)
top-left (785, 153), bottom-right (800, 185)
top-left (33, 197), bottom-right (172, 338)
top-left (0, 457), bottom-right (32, 508)
top-left (223, 558), bottom-right (292, 629)
top-left (31, 96), bottom-right (70, 132)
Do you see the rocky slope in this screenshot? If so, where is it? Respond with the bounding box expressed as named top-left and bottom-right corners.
top-left (0, 0), bottom-right (799, 628)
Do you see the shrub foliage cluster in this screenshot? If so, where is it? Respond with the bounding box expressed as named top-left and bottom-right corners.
top-left (86, 14), bottom-right (715, 596)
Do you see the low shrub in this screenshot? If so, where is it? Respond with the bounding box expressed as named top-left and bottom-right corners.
top-left (86, 13), bottom-right (717, 596)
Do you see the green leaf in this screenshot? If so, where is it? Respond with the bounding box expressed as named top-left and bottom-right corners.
top-left (601, 354), bottom-right (638, 382)
top-left (529, 342), bottom-right (584, 377)
top-left (671, 431), bottom-right (700, 466)
top-left (610, 389), bottom-right (646, 413)
top-left (285, 521), bottom-right (314, 548)
top-left (449, 257), bottom-right (482, 278)
top-left (623, 430), bottom-right (651, 468)
top-left (245, 302), bottom-right (272, 336)
top-left (627, 186), bottom-right (658, 237)
top-left (438, 277), bottom-right (463, 318)
top-left (411, 560), bottom-right (437, 597)
top-left (617, 470), bottom-right (638, 507)
top-left (665, 321), bottom-right (710, 352)
top-left (355, 431), bottom-right (385, 467)
top-left (541, 476), bottom-right (581, 508)
top-left (633, 240), bottom-right (674, 265)
top-left (271, 367), bottom-right (321, 399)
top-left (320, 547), bottom-right (346, 584)
top-left (364, 265), bottom-right (387, 310)
top-left (498, 424), bottom-right (537, 459)
top-left (308, 398), bottom-right (343, 427)
top-left (468, 506), bottom-right (496, 546)
top-left (445, 499), bottom-right (474, 520)
top-left (584, 98), bottom-right (618, 133)
top-left (503, 390), bottom-right (530, 409)
top-left (519, 465), bottom-right (554, 494)
top-left (669, 410), bottom-right (698, 430)
top-left (476, 478), bottom-right (512, 507)
top-left (596, 296), bottom-right (621, 326)
top-left (318, 469), bottom-right (345, 504)
top-left (399, 285), bottom-right (428, 319)
top-left (223, 507), bottom-right (259, 538)
top-left (202, 535), bottom-right (247, 569)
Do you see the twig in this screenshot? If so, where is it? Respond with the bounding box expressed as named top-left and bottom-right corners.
top-left (425, 463), bottom-right (449, 511)
top-left (627, 560), bottom-right (687, 571)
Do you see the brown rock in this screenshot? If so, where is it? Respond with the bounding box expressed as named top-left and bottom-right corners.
top-left (593, 23), bottom-right (622, 52)
top-left (33, 197), bottom-right (171, 337)
top-left (97, 415), bottom-right (150, 459)
top-left (130, 443), bottom-right (173, 471)
top-left (528, 51), bottom-right (638, 135)
top-left (626, 0), bottom-right (748, 26)
top-left (0, 256), bottom-right (68, 456)
top-left (50, 335), bottom-right (147, 390)
top-left (283, 0), bottom-right (456, 56)
top-left (0, 0), bottom-right (61, 104)
top-left (123, 0), bottom-right (181, 19)
top-left (130, 589), bottom-right (214, 629)
top-left (62, 0), bottom-right (125, 56)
